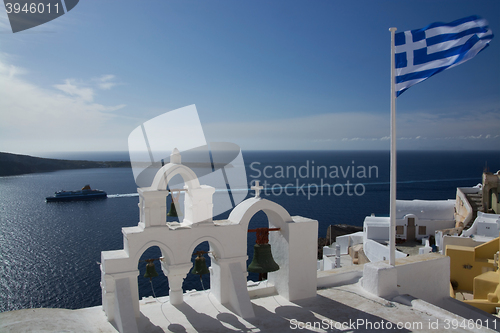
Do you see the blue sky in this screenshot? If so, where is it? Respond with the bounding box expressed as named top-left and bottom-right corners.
top-left (0, 0), bottom-right (499, 154)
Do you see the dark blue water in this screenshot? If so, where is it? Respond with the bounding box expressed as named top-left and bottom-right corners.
top-left (0, 150), bottom-right (498, 313)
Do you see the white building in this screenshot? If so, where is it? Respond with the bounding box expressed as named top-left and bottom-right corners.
top-left (438, 212), bottom-right (500, 254)
top-left (356, 199), bottom-right (456, 262)
top-left (461, 211), bottom-right (500, 238)
top-left (363, 199), bottom-right (456, 243)
top-left (319, 200), bottom-right (456, 266)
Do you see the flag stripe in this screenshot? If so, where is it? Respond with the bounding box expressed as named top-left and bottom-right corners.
top-left (426, 27), bottom-right (488, 47)
top-left (413, 34), bottom-right (478, 65)
top-left (425, 19), bottom-right (488, 38)
top-left (396, 66), bottom-right (449, 84)
top-left (395, 17), bottom-right (482, 46)
top-left (427, 35), bottom-right (477, 55)
top-left (394, 15), bottom-right (493, 97)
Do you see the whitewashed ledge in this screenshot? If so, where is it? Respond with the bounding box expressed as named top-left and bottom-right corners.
top-left (2, 275), bottom-right (498, 333)
top-left (317, 264), bottom-right (364, 288)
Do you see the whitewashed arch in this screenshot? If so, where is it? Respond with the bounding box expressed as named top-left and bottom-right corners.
top-left (227, 197), bottom-right (317, 301)
top-left (132, 240), bottom-right (176, 266)
top-left (228, 197), bottom-right (294, 229)
top-left (186, 236), bottom-right (226, 263)
top-left (151, 163), bottom-right (201, 191)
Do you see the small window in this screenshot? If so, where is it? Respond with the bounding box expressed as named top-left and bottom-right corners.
top-left (396, 226), bottom-right (404, 235)
top-left (419, 226), bottom-right (426, 235)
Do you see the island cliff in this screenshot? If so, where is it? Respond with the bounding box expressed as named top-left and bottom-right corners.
top-left (0, 152), bottom-right (131, 177)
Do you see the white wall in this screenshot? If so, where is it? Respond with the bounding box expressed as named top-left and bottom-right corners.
top-left (412, 219), bottom-right (455, 239)
top-left (477, 222), bottom-right (500, 237)
top-left (363, 218), bottom-right (390, 243)
top-left (363, 212), bottom-right (455, 244)
top-left (462, 212), bottom-right (500, 238)
top-left (395, 199), bottom-right (455, 220)
top-left (363, 239), bottom-right (407, 263)
top-left (361, 254), bottom-right (451, 306)
top-left (395, 254), bottom-right (450, 305)
top-left (322, 255), bottom-right (336, 271)
top-left (336, 231), bottom-right (364, 255)
top-left (323, 246), bottom-right (334, 256)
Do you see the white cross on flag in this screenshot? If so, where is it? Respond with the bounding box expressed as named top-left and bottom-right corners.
top-left (395, 15), bottom-right (493, 96)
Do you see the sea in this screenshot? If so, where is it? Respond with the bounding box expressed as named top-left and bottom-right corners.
top-left (0, 150), bottom-right (499, 313)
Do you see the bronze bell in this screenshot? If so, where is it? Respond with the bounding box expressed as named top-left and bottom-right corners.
top-left (167, 201), bottom-right (179, 217)
top-left (167, 192), bottom-right (182, 217)
top-left (191, 254), bottom-right (210, 277)
top-left (144, 260), bottom-right (159, 280)
top-left (247, 243), bottom-right (279, 274)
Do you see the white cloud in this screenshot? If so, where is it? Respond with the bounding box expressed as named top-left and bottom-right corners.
top-left (0, 9), bottom-right (11, 31)
top-left (1, 54), bottom-right (497, 153)
top-left (0, 57), bottom-right (130, 153)
top-left (203, 108), bottom-right (500, 150)
top-left (0, 58), bottom-right (27, 78)
top-left (95, 74), bottom-right (117, 90)
top-left (54, 79), bottom-right (94, 102)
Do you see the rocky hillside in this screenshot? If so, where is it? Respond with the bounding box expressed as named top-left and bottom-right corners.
top-left (0, 152), bottom-right (130, 177)
top-left (317, 224), bottom-right (364, 259)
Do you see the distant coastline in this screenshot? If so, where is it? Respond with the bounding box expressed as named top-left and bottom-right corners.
top-left (0, 152), bottom-right (131, 177)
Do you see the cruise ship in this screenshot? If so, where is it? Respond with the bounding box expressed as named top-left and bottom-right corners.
top-left (45, 185), bottom-right (107, 202)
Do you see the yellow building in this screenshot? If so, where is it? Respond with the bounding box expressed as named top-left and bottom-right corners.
top-left (447, 237), bottom-right (499, 314)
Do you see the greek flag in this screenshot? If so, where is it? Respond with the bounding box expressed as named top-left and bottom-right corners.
top-left (395, 15), bottom-right (493, 96)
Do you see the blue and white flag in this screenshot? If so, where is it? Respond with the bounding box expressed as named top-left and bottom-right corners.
top-left (395, 15), bottom-right (493, 97)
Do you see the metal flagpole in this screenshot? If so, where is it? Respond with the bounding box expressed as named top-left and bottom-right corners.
top-left (389, 27), bottom-right (397, 266)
